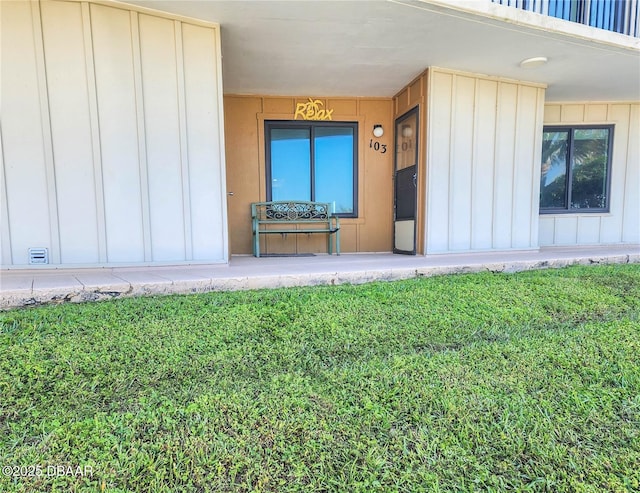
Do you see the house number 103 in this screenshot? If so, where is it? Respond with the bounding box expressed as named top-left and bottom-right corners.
top-left (369, 139), bottom-right (387, 154)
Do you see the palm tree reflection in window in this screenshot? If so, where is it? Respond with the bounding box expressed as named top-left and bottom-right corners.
top-left (540, 131), bottom-right (569, 209)
top-left (571, 129), bottom-right (609, 209)
top-left (540, 127), bottom-right (610, 211)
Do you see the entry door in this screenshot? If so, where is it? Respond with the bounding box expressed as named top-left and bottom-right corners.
top-left (393, 107), bottom-right (419, 254)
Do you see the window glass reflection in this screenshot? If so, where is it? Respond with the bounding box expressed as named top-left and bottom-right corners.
top-left (314, 127), bottom-right (354, 214)
top-left (540, 131), bottom-right (569, 209)
top-left (270, 129), bottom-right (311, 202)
top-left (571, 129), bottom-right (609, 209)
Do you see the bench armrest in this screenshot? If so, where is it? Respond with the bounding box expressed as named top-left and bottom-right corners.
top-left (329, 214), bottom-right (340, 231)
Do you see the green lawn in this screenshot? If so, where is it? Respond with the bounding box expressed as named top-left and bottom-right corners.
top-left (1, 264), bottom-right (639, 492)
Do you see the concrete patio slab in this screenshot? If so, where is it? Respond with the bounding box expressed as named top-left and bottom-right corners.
top-left (73, 272), bottom-right (131, 291)
top-left (0, 274), bottom-right (33, 292)
top-left (1, 245), bottom-right (638, 310)
top-left (152, 270), bottom-right (213, 294)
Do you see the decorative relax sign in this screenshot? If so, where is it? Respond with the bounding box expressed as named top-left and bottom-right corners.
top-left (294, 98), bottom-right (333, 121)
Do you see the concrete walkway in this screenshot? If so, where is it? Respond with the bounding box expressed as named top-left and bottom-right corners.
top-left (1, 245), bottom-right (638, 309)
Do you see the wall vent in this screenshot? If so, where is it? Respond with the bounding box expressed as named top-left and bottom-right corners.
top-left (28, 247), bottom-right (49, 265)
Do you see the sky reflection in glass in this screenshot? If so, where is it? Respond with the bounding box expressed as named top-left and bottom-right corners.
top-left (269, 126), bottom-right (355, 214)
top-left (270, 128), bottom-right (311, 202)
top-left (315, 128), bottom-right (354, 214)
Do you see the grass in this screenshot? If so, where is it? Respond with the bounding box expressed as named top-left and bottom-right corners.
top-left (0, 264), bottom-right (639, 492)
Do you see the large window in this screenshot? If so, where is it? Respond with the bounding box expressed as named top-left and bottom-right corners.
top-left (265, 121), bottom-right (358, 217)
top-left (540, 125), bottom-right (613, 213)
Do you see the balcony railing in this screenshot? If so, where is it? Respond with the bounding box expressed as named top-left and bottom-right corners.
top-left (492, 0), bottom-right (639, 37)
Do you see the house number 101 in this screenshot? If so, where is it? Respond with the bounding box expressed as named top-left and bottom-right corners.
top-left (369, 139), bottom-right (387, 154)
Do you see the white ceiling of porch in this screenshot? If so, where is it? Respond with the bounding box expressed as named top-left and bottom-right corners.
top-left (125, 0), bottom-right (640, 101)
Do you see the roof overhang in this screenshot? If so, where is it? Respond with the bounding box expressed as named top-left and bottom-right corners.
top-left (123, 0), bottom-right (640, 101)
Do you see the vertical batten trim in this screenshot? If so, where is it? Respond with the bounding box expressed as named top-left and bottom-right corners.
top-left (491, 82), bottom-right (501, 249)
top-left (510, 84), bottom-right (521, 248)
top-left (424, 71), bottom-right (433, 252)
top-left (31, 0), bottom-right (61, 264)
top-left (0, 128), bottom-right (13, 265)
top-left (620, 104), bottom-right (636, 242)
top-left (601, 103), bottom-right (611, 243)
top-left (81, 2), bottom-right (107, 263)
top-left (174, 20), bottom-right (192, 260)
top-left (130, 10), bottom-right (152, 261)
top-left (257, 98), bottom-right (266, 202)
top-left (470, 78), bottom-right (479, 249)
top-left (447, 74), bottom-right (456, 251)
top-left (530, 87), bottom-right (545, 247)
top-left (487, 82), bottom-right (497, 247)
top-left (616, 104), bottom-right (631, 243)
top-left (355, 98), bottom-right (361, 253)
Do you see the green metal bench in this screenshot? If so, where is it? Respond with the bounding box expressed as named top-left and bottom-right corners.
top-left (251, 201), bottom-right (340, 257)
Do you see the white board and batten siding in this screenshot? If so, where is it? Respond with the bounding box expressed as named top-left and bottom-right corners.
top-left (425, 68), bottom-right (546, 254)
top-left (0, 0), bottom-right (228, 267)
top-left (539, 103), bottom-right (640, 246)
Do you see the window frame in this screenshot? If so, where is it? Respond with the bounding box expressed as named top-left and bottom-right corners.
top-left (265, 120), bottom-right (359, 218)
top-left (539, 124), bottom-right (614, 215)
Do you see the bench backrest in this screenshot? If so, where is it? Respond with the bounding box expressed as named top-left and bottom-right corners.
top-left (252, 201), bottom-right (333, 222)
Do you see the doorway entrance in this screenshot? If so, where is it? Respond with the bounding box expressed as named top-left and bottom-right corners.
top-left (393, 107), bottom-right (419, 254)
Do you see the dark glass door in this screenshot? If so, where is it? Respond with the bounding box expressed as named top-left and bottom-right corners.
top-left (393, 108), bottom-right (419, 254)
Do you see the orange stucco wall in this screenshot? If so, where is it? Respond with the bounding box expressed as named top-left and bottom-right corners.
top-left (224, 95), bottom-right (394, 255)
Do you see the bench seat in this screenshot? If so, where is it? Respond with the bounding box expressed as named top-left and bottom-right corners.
top-left (251, 201), bottom-right (340, 257)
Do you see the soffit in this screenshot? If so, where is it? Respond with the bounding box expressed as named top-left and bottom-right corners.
top-left (123, 0), bottom-right (640, 101)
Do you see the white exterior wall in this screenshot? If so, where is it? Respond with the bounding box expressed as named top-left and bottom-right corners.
top-left (540, 103), bottom-right (640, 246)
top-left (0, 0), bottom-right (227, 267)
top-left (425, 68), bottom-right (545, 253)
